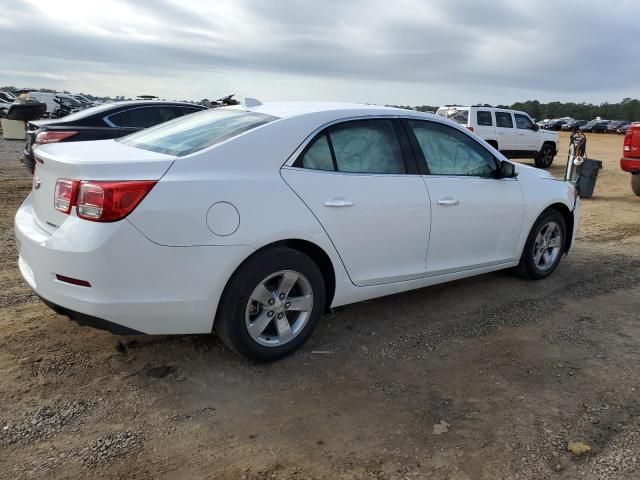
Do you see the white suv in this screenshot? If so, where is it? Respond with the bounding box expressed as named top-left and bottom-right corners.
top-left (436, 106), bottom-right (559, 168)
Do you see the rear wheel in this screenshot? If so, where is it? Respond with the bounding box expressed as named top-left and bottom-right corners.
top-left (534, 144), bottom-right (555, 169)
top-left (632, 175), bottom-right (640, 196)
top-left (215, 247), bottom-right (326, 362)
top-left (515, 209), bottom-right (566, 280)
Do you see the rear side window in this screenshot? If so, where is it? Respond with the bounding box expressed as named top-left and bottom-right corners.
top-left (118, 109), bottom-right (277, 156)
top-left (477, 111), bottom-right (493, 126)
top-left (495, 112), bottom-right (514, 128)
top-left (301, 134), bottom-right (334, 171)
top-left (514, 114), bottom-right (534, 129)
top-left (107, 106), bottom-right (184, 128)
top-left (297, 119), bottom-right (406, 174)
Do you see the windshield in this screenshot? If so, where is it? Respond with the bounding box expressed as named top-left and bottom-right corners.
top-left (436, 107), bottom-right (469, 125)
top-left (118, 108), bottom-right (278, 157)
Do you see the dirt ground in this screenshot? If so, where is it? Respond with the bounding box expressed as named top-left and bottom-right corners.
top-left (0, 132), bottom-right (639, 480)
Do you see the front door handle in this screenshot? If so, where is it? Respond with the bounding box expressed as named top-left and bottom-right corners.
top-left (324, 200), bottom-right (354, 207)
top-left (437, 198), bottom-right (459, 207)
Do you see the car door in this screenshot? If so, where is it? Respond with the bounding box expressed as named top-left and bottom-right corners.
top-left (404, 119), bottom-right (525, 274)
top-left (494, 111), bottom-right (517, 152)
top-left (514, 113), bottom-right (539, 152)
top-left (281, 118), bottom-right (431, 287)
top-left (474, 110), bottom-right (496, 142)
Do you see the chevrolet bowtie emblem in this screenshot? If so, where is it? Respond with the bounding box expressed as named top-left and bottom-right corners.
top-left (33, 177), bottom-right (41, 190)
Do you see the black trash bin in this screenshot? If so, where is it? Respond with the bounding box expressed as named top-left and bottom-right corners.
top-left (576, 159), bottom-right (603, 198)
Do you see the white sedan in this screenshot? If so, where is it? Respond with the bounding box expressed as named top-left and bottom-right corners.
top-left (15, 102), bottom-right (580, 361)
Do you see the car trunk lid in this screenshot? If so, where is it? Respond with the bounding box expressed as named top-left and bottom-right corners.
top-left (31, 139), bottom-right (176, 233)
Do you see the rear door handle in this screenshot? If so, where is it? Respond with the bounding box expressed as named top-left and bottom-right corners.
top-left (324, 200), bottom-right (354, 207)
top-left (437, 198), bottom-right (459, 206)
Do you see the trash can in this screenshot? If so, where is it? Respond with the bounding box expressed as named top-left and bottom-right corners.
top-left (1, 118), bottom-right (26, 140)
top-left (576, 159), bottom-right (603, 198)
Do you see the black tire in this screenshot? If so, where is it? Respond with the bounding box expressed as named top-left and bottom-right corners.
top-left (514, 209), bottom-right (566, 280)
top-left (534, 143), bottom-right (555, 169)
top-left (632, 175), bottom-right (640, 197)
top-left (215, 246), bottom-right (326, 362)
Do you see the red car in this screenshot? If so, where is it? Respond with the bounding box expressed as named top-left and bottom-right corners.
top-left (621, 122), bottom-right (640, 195)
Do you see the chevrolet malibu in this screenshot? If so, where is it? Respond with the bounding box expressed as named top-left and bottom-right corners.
top-left (15, 102), bottom-right (580, 361)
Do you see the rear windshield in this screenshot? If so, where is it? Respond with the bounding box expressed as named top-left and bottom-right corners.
top-left (436, 107), bottom-right (469, 125)
top-left (118, 108), bottom-right (278, 157)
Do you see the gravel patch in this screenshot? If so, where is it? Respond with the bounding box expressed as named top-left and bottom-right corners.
top-left (1, 400), bottom-right (90, 446)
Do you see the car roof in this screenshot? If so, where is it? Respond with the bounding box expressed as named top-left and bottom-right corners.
top-left (243, 101), bottom-right (413, 119)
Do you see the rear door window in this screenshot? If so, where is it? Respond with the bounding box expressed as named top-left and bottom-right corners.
top-left (330, 119), bottom-right (406, 174)
top-left (295, 119), bottom-right (407, 174)
top-left (477, 111), bottom-right (493, 126)
top-left (495, 112), bottom-right (514, 128)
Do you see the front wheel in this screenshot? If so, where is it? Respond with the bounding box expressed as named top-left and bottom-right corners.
top-left (215, 247), bottom-right (326, 362)
top-left (534, 144), bottom-right (555, 169)
top-left (515, 209), bottom-right (566, 280)
top-left (632, 175), bottom-right (640, 196)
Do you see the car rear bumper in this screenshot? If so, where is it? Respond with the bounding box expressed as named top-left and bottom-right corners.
top-left (15, 194), bottom-right (254, 335)
top-left (620, 157), bottom-right (640, 173)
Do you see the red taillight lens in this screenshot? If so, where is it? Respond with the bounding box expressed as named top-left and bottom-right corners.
top-left (54, 179), bottom-right (79, 214)
top-left (466, 126), bottom-right (475, 132)
top-left (35, 131), bottom-right (78, 144)
top-left (76, 180), bottom-right (157, 222)
top-left (623, 128), bottom-right (634, 152)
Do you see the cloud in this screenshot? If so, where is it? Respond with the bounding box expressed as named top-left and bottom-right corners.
top-left (0, 0), bottom-right (638, 104)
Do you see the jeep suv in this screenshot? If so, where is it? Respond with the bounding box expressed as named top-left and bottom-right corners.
top-left (436, 106), bottom-right (560, 168)
top-left (620, 122), bottom-right (640, 195)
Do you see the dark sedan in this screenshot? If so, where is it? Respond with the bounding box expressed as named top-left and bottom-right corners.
top-left (561, 120), bottom-right (587, 131)
top-left (607, 121), bottom-right (629, 133)
top-left (580, 120), bottom-right (610, 133)
top-left (23, 101), bottom-right (206, 173)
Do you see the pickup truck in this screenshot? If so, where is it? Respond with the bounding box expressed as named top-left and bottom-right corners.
top-left (436, 106), bottom-right (560, 168)
top-left (620, 122), bottom-right (640, 195)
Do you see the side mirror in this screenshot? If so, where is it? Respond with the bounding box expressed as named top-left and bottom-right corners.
top-left (499, 161), bottom-right (518, 179)
top-left (530, 124), bottom-right (539, 131)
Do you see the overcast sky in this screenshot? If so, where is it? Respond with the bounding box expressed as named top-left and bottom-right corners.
top-left (1, 0), bottom-right (638, 105)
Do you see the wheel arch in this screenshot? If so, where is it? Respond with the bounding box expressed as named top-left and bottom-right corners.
top-left (215, 238), bottom-right (337, 325)
top-left (542, 202), bottom-right (574, 253)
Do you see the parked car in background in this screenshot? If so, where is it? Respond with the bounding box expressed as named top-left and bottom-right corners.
top-left (0, 91), bottom-right (16, 103)
top-left (561, 120), bottom-right (587, 132)
top-left (591, 120), bottom-right (612, 133)
top-left (580, 120), bottom-right (608, 133)
top-left (620, 123), bottom-right (640, 195)
top-left (607, 121), bottom-right (629, 134)
top-left (544, 118), bottom-right (573, 131)
top-left (617, 123), bottom-right (632, 135)
top-left (0, 98), bottom-right (10, 116)
top-left (15, 102), bottom-right (580, 361)
top-left (436, 105), bottom-right (559, 168)
top-left (22, 101), bottom-right (206, 173)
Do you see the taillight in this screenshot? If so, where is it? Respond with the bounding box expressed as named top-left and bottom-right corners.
top-left (466, 126), bottom-right (475, 132)
top-left (54, 179), bottom-right (79, 214)
top-left (76, 181), bottom-right (157, 222)
top-left (35, 130), bottom-right (78, 144)
top-left (624, 128), bottom-right (634, 152)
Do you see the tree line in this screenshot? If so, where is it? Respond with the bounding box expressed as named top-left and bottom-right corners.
top-left (401, 98), bottom-right (640, 122)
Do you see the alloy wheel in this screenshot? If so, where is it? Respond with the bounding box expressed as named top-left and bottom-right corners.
top-left (533, 221), bottom-right (562, 271)
top-left (245, 270), bottom-right (314, 347)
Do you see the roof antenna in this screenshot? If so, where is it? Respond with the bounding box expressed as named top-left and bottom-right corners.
top-left (244, 97), bottom-right (263, 107)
